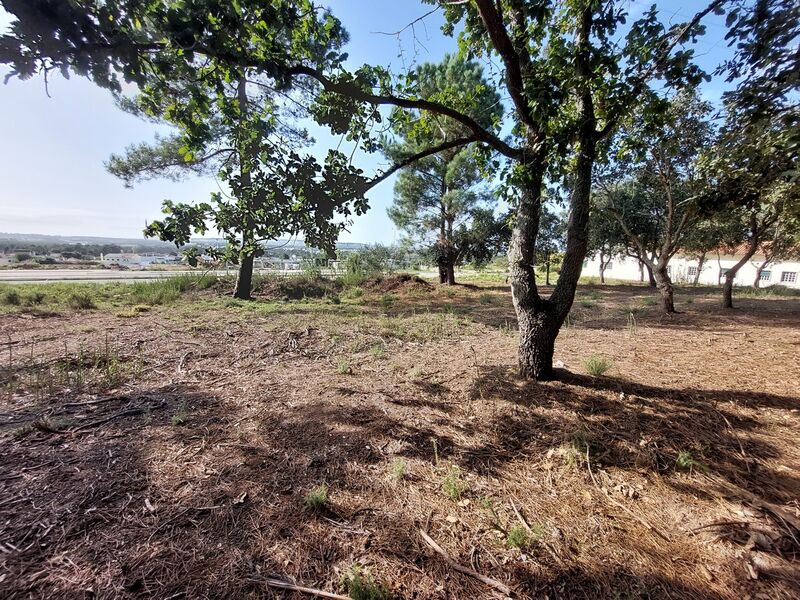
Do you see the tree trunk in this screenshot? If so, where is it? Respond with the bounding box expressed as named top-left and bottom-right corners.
top-left (653, 264), bottom-right (676, 313)
top-left (646, 263), bottom-right (656, 287)
top-left (599, 250), bottom-right (606, 284)
top-left (722, 274), bottom-right (735, 309)
top-left (753, 264), bottom-right (764, 288)
top-left (233, 252), bottom-right (254, 300)
top-left (693, 252), bottom-right (705, 286)
top-left (639, 261), bottom-right (645, 282)
top-left (510, 7), bottom-right (596, 380)
top-left (517, 307), bottom-right (560, 380)
top-left (545, 255), bottom-right (551, 286)
top-left (446, 261), bottom-right (456, 285)
top-left (233, 75), bottom-right (256, 301)
top-left (508, 157), bottom-right (552, 380)
top-left (722, 236), bottom-right (760, 308)
top-left (438, 263), bottom-right (447, 284)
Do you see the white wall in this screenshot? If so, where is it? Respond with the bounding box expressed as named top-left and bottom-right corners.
top-left (582, 253), bottom-right (800, 288)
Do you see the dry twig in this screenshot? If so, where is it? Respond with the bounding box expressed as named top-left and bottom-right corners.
top-left (418, 528), bottom-right (512, 596)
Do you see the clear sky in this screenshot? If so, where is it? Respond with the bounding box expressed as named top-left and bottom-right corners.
top-left (0, 1), bottom-right (733, 243)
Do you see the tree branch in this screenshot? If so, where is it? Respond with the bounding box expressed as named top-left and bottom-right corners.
top-left (362, 136), bottom-right (479, 193)
top-left (285, 65), bottom-right (521, 159)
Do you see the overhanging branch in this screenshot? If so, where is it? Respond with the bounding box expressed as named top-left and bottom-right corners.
top-left (286, 65), bottom-right (521, 160)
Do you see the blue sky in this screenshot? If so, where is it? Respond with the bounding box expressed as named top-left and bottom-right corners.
top-left (0, 1), bottom-right (733, 243)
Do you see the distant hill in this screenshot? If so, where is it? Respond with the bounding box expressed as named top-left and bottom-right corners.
top-left (0, 232), bottom-right (365, 252)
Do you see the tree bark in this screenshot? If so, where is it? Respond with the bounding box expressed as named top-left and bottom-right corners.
top-left (599, 249), bottom-right (606, 284)
top-left (646, 263), bottom-right (656, 287)
top-left (438, 263), bottom-right (447, 284)
top-left (232, 74), bottom-right (256, 301)
top-left (693, 252), bottom-right (706, 286)
top-left (508, 5), bottom-right (595, 380)
top-left (233, 252), bottom-right (254, 300)
top-left (446, 261), bottom-right (456, 285)
top-left (723, 240), bottom-right (759, 308)
top-left (753, 264), bottom-right (764, 288)
top-left (545, 254), bottom-right (551, 286)
top-left (653, 264), bottom-right (676, 313)
top-left (752, 256), bottom-right (772, 288)
top-left (517, 308), bottom-right (560, 381)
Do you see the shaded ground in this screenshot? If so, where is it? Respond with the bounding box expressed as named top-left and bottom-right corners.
top-left (1, 279), bottom-right (798, 599)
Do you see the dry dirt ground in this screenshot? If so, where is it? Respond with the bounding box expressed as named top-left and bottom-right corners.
top-left (1, 278), bottom-right (799, 599)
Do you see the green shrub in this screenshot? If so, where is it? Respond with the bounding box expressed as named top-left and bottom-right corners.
top-left (379, 293), bottom-right (395, 309)
top-left (441, 465), bottom-right (467, 501)
top-left (342, 566), bottom-right (392, 600)
top-left (67, 293), bottom-right (96, 310)
top-left (507, 523), bottom-right (543, 549)
top-left (25, 291), bottom-right (46, 305)
top-left (336, 357), bottom-right (352, 375)
top-left (390, 458), bottom-right (407, 480)
top-left (478, 293), bottom-right (492, 305)
top-left (2, 290), bottom-right (21, 306)
top-left (583, 356), bottom-right (612, 377)
top-left (676, 450), bottom-right (705, 472)
top-left (304, 484), bottom-right (329, 511)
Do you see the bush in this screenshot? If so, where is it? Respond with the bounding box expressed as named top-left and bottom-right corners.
top-left (2, 290), bottom-right (21, 306)
top-left (583, 355), bottom-right (612, 377)
top-left (130, 274), bottom-right (216, 305)
top-left (67, 293), bottom-right (96, 310)
top-left (339, 244), bottom-right (396, 285)
top-left (25, 291), bottom-right (46, 305)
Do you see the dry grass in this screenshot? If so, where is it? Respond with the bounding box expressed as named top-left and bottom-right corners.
top-left (0, 279), bottom-right (798, 599)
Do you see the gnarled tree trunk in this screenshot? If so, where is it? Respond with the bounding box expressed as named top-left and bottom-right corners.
top-left (653, 263), bottom-right (676, 313)
top-left (646, 263), bottom-right (656, 287)
top-left (752, 256), bottom-right (772, 288)
top-left (693, 252), bottom-right (705, 286)
top-left (723, 238), bottom-right (759, 308)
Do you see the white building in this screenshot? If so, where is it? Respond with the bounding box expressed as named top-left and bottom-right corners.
top-left (583, 248), bottom-right (800, 289)
top-left (101, 253), bottom-right (179, 267)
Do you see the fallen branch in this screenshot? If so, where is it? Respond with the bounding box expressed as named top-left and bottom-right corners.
top-left (418, 528), bottom-right (512, 596)
top-left (71, 408), bottom-right (143, 432)
top-left (263, 578), bottom-right (350, 599)
top-left (60, 395), bottom-right (130, 409)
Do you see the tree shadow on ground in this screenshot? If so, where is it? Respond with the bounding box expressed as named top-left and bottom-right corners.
top-left (464, 366), bottom-right (800, 505)
top-left (2, 374), bottom-right (797, 599)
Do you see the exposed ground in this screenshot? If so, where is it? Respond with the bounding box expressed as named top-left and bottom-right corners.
top-left (1, 276), bottom-right (798, 599)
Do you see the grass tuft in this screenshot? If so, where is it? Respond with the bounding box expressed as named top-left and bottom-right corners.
top-left (336, 357), bottom-right (352, 375)
top-left (676, 450), bottom-right (705, 472)
top-left (441, 465), bottom-right (467, 501)
top-left (342, 566), bottom-right (392, 600)
top-left (583, 355), bottom-right (612, 377)
top-left (390, 458), bottom-right (407, 481)
top-left (304, 484), bottom-right (329, 512)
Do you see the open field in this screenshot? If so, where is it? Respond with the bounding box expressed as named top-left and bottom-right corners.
top-left (1, 276), bottom-right (798, 599)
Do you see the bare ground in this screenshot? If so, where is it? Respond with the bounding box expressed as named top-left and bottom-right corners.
top-left (1, 280), bottom-right (798, 599)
